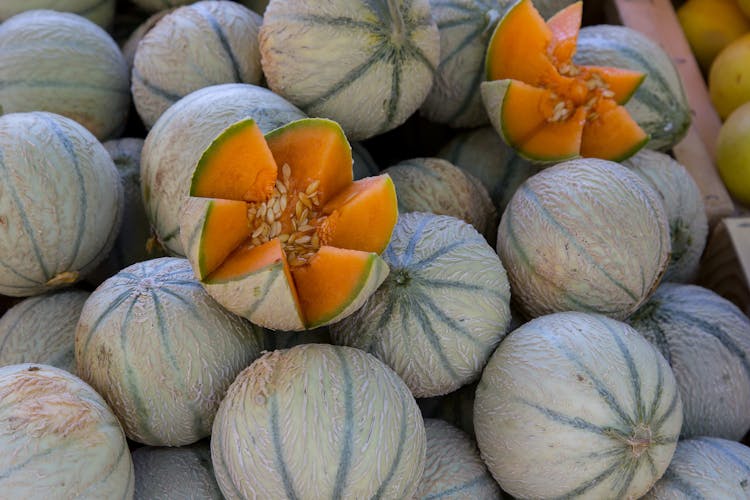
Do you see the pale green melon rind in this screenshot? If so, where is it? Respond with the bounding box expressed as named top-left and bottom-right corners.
top-left (0, 0), bottom-right (115, 28)
top-left (0, 363), bottom-right (134, 498)
top-left (179, 197), bottom-right (214, 281)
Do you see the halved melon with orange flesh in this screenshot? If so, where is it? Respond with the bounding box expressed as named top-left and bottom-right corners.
top-left (481, 0), bottom-right (649, 162)
top-left (179, 117), bottom-right (396, 330)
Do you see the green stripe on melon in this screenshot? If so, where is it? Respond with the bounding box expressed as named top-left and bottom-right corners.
top-left (133, 442), bottom-right (222, 500)
top-left (75, 257), bottom-right (265, 446)
top-left (0, 10), bottom-right (130, 141)
top-left (0, 0), bottom-right (115, 28)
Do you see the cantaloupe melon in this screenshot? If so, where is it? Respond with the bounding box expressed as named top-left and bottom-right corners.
top-left (122, 9), bottom-right (173, 71)
top-left (0, 0), bottom-right (115, 28)
top-left (133, 442), bottom-right (222, 500)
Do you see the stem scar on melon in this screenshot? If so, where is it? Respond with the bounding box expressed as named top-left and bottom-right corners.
top-left (480, 0), bottom-right (649, 162)
top-left (180, 117), bottom-right (397, 331)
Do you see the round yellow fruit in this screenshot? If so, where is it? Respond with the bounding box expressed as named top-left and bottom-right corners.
top-left (710, 33), bottom-right (750, 119)
top-left (716, 101), bottom-right (750, 204)
top-left (678, 0), bottom-right (750, 72)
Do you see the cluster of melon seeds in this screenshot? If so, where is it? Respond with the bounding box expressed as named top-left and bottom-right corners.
top-left (547, 69), bottom-right (616, 123)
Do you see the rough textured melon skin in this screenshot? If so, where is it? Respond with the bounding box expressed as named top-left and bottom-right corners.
top-left (122, 9), bottom-right (173, 71)
top-left (0, 11), bottom-right (130, 141)
top-left (75, 257), bottom-right (264, 446)
top-left (627, 283), bottom-right (750, 440)
top-left (0, 290), bottom-right (89, 373)
top-left (211, 344), bottom-right (426, 499)
top-left (259, 0), bottom-right (440, 141)
top-left (574, 25), bottom-right (691, 152)
top-left (437, 126), bottom-right (539, 214)
top-left (331, 213), bottom-right (511, 398)
top-left (475, 312), bottom-right (682, 499)
top-left (132, 1), bottom-right (264, 129)
top-left (133, 442), bottom-right (222, 500)
top-left (643, 437), bottom-right (750, 499)
top-left (141, 83), bottom-right (306, 256)
top-left (0, 363), bottom-right (134, 497)
top-left (623, 150), bottom-right (708, 283)
top-left (383, 158), bottom-right (498, 242)
top-left (498, 158), bottom-right (670, 320)
top-left (0, 0), bottom-right (115, 28)
top-left (415, 419), bottom-right (502, 499)
top-left (0, 112), bottom-right (123, 297)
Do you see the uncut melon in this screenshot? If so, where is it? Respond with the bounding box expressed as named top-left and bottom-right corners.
top-left (0, 0), bottom-right (115, 28)
top-left (133, 442), bottom-right (222, 500)
top-left (574, 25), bottom-right (691, 152)
top-left (498, 158), bottom-right (670, 320)
top-left (623, 150), bottom-right (708, 283)
top-left (643, 437), bottom-right (750, 499)
top-left (0, 290), bottom-right (89, 373)
top-left (331, 213), bottom-right (511, 397)
top-left (132, 1), bottom-right (264, 129)
top-left (383, 158), bottom-right (498, 242)
top-left (627, 283), bottom-right (750, 440)
top-left (211, 343), bottom-right (426, 499)
top-left (0, 112), bottom-right (123, 297)
top-left (475, 312), bottom-right (682, 499)
top-left (437, 126), bottom-right (539, 213)
top-left (0, 11), bottom-right (130, 141)
top-left (141, 83), bottom-right (306, 256)
top-left (122, 9), bottom-right (174, 71)
top-left (0, 363), bottom-right (133, 497)
top-left (75, 257), bottom-right (264, 446)
top-left (259, 0), bottom-right (440, 141)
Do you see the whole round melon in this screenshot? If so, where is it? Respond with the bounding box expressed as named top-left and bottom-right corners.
top-left (132, 1), bottom-right (264, 129)
top-left (574, 25), bottom-right (691, 152)
top-left (0, 290), bottom-right (89, 372)
top-left (415, 419), bottom-right (501, 499)
top-left (0, 11), bottom-right (130, 141)
top-left (383, 158), bottom-right (498, 242)
top-left (211, 343), bottom-right (426, 499)
top-left (437, 126), bottom-right (539, 214)
top-left (259, 0), bottom-right (440, 141)
top-left (0, 112), bottom-right (123, 297)
top-left (141, 83), bottom-right (306, 256)
top-left (0, 363), bottom-right (133, 497)
top-left (627, 283), bottom-right (750, 440)
top-left (474, 312), bottom-right (683, 499)
top-left (622, 150), bottom-right (708, 283)
top-left (75, 257), bottom-right (264, 446)
top-left (0, 0), bottom-right (115, 28)
top-left (122, 9), bottom-right (174, 70)
top-left (133, 442), bottom-right (222, 500)
top-left (643, 437), bottom-right (750, 499)
top-left (331, 213), bottom-right (511, 397)
top-left (498, 158), bottom-right (670, 320)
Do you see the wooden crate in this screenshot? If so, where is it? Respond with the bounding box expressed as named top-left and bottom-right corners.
top-left (698, 218), bottom-right (750, 315)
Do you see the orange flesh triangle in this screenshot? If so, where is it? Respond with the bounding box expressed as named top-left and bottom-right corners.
top-left (579, 66), bottom-right (646, 104)
top-left (547, 1), bottom-right (582, 64)
top-left (519, 107), bottom-right (587, 161)
top-left (198, 199), bottom-right (249, 278)
top-left (580, 103), bottom-right (649, 161)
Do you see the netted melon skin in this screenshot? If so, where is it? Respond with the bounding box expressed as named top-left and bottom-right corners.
top-left (133, 442), bottom-right (222, 500)
top-left (0, 0), bottom-right (115, 28)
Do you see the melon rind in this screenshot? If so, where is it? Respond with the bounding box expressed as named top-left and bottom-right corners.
top-left (133, 442), bottom-right (222, 500)
top-left (0, 0), bottom-right (115, 28)
top-left (122, 9), bottom-right (173, 71)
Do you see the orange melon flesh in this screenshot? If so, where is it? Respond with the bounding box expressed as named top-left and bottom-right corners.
top-left (198, 199), bottom-right (250, 278)
top-left (291, 246), bottom-right (373, 326)
top-left (547, 1), bottom-right (582, 64)
top-left (318, 175), bottom-right (398, 254)
top-left (580, 103), bottom-right (649, 161)
top-left (580, 66), bottom-right (646, 104)
top-left (191, 119), bottom-right (278, 202)
top-left (518, 107), bottom-right (587, 161)
top-left (500, 80), bottom-right (552, 147)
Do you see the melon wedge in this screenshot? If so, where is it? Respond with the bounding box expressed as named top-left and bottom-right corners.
top-left (481, 0), bottom-right (648, 163)
top-left (179, 117), bottom-right (396, 330)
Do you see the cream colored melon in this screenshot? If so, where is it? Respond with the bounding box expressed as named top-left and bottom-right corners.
top-left (0, 0), bottom-right (115, 28)
top-left (122, 9), bottom-right (174, 71)
top-left (133, 442), bottom-right (222, 500)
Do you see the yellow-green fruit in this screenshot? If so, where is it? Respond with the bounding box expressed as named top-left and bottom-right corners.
top-left (710, 33), bottom-right (750, 119)
top-left (716, 100), bottom-right (750, 204)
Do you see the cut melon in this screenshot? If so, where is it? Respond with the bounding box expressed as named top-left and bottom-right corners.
top-left (481, 0), bottom-right (648, 163)
top-left (180, 118), bottom-right (396, 330)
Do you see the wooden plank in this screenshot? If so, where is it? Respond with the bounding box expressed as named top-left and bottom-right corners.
top-left (698, 217), bottom-right (750, 315)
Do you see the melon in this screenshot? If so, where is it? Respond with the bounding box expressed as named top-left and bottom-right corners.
top-left (75, 257), bottom-right (265, 446)
top-left (643, 437), bottom-right (750, 499)
top-left (0, 11), bottom-right (130, 141)
top-left (622, 150), bottom-right (708, 283)
top-left (132, 1), bottom-right (264, 129)
top-left (475, 312), bottom-right (682, 499)
top-left (415, 419), bottom-right (501, 499)
top-left (141, 83), bottom-right (306, 256)
top-left (437, 126), bottom-right (539, 213)
top-left (627, 283), bottom-right (750, 440)
top-left (211, 343), bottom-right (426, 499)
top-left (259, 0), bottom-right (440, 141)
top-left (0, 112), bottom-right (123, 297)
top-left (0, 290), bottom-right (89, 373)
top-left (0, 0), bottom-right (115, 28)
top-left (574, 25), bottom-right (691, 152)
top-left (330, 212), bottom-right (511, 397)
top-left (383, 158), bottom-right (498, 242)
top-left (498, 158), bottom-right (670, 320)
top-left (351, 142), bottom-right (380, 180)
top-left (0, 363), bottom-right (133, 497)
top-left (179, 117), bottom-right (397, 330)
top-left (133, 442), bottom-right (222, 500)
top-left (122, 9), bottom-right (174, 71)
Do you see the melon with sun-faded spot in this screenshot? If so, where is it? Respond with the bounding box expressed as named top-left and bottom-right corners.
top-left (259, 0), bottom-right (440, 141)
top-left (180, 117), bottom-right (397, 331)
top-left (0, 0), bottom-right (115, 28)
